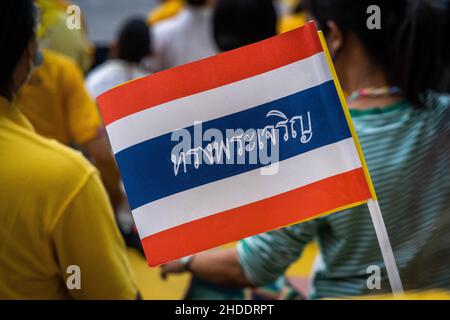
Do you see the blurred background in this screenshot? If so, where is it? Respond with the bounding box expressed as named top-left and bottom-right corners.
top-left (73, 0), bottom-right (158, 45)
top-left (73, 0), bottom-right (300, 69)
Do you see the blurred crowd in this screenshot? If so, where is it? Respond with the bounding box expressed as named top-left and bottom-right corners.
top-left (0, 0), bottom-right (449, 300)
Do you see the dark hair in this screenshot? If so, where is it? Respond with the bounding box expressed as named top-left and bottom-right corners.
top-left (0, 0), bottom-right (36, 99)
top-left (186, 0), bottom-right (208, 6)
top-left (294, 1), bottom-right (306, 14)
top-left (213, 0), bottom-right (277, 52)
top-left (117, 17), bottom-right (151, 63)
top-left (305, 0), bottom-right (450, 105)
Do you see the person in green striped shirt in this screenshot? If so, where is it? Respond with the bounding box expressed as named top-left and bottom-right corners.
top-left (161, 0), bottom-right (449, 298)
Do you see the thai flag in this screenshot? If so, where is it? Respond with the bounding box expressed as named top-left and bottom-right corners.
top-left (98, 22), bottom-right (374, 266)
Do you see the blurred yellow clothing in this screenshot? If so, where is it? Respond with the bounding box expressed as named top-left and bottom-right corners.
top-left (0, 96), bottom-right (138, 299)
top-left (17, 50), bottom-right (101, 146)
top-left (280, 0), bottom-right (300, 7)
top-left (148, 0), bottom-right (184, 25)
top-left (37, 0), bottom-right (93, 72)
top-left (278, 12), bottom-right (306, 34)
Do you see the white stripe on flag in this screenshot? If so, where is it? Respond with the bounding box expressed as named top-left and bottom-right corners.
top-left (132, 138), bottom-right (361, 239)
top-left (106, 52), bottom-right (332, 154)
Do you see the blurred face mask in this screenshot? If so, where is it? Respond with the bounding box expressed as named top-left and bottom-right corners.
top-left (34, 49), bottom-right (44, 68)
top-left (28, 44), bottom-right (43, 74)
top-left (24, 46), bottom-right (44, 85)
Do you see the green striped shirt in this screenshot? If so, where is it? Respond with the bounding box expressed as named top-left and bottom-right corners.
top-left (237, 95), bottom-right (450, 299)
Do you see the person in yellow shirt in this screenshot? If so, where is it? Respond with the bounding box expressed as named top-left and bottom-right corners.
top-left (0, 0), bottom-right (139, 299)
top-left (36, 0), bottom-right (94, 73)
top-left (17, 49), bottom-right (124, 210)
top-left (148, 0), bottom-right (185, 25)
top-left (278, 1), bottom-right (307, 34)
top-left (18, 49), bottom-right (99, 147)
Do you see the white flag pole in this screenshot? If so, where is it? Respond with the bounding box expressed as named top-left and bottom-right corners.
top-left (316, 28), bottom-right (405, 296)
top-left (367, 199), bottom-right (404, 295)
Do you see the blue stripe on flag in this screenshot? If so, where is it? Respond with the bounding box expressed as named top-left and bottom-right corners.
top-left (116, 80), bottom-right (351, 210)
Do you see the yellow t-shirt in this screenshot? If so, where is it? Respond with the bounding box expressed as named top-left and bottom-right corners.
top-left (17, 49), bottom-right (101, 147)
top-left (0, 96), bottom-right (138, 299)
top-left (148, 0), bottom-right (184, 25)
top-left (37, 0), bottom-right (94, 73)
top-left (278, 12), bottom-right (306, 34)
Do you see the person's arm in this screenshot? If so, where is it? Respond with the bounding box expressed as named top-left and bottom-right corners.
top-left (161, 248), bottom-right (253, 288)
top-left (61, 59), bottom-right (124, 209)
top-left (51, 170), bottom-right (139, 300)
top-left (161, 221), bottom-right (319, 288)
top-left (81, 131), bottom-right (124, 209)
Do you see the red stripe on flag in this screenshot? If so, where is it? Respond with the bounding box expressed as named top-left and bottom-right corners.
top-left (141, 168), bottom-right (371, 266)
top-left (98, 22), bottom-right (322, 126)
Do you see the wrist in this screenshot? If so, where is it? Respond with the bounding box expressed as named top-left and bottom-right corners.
top-left (179, 255), bottom-right (194, 272)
